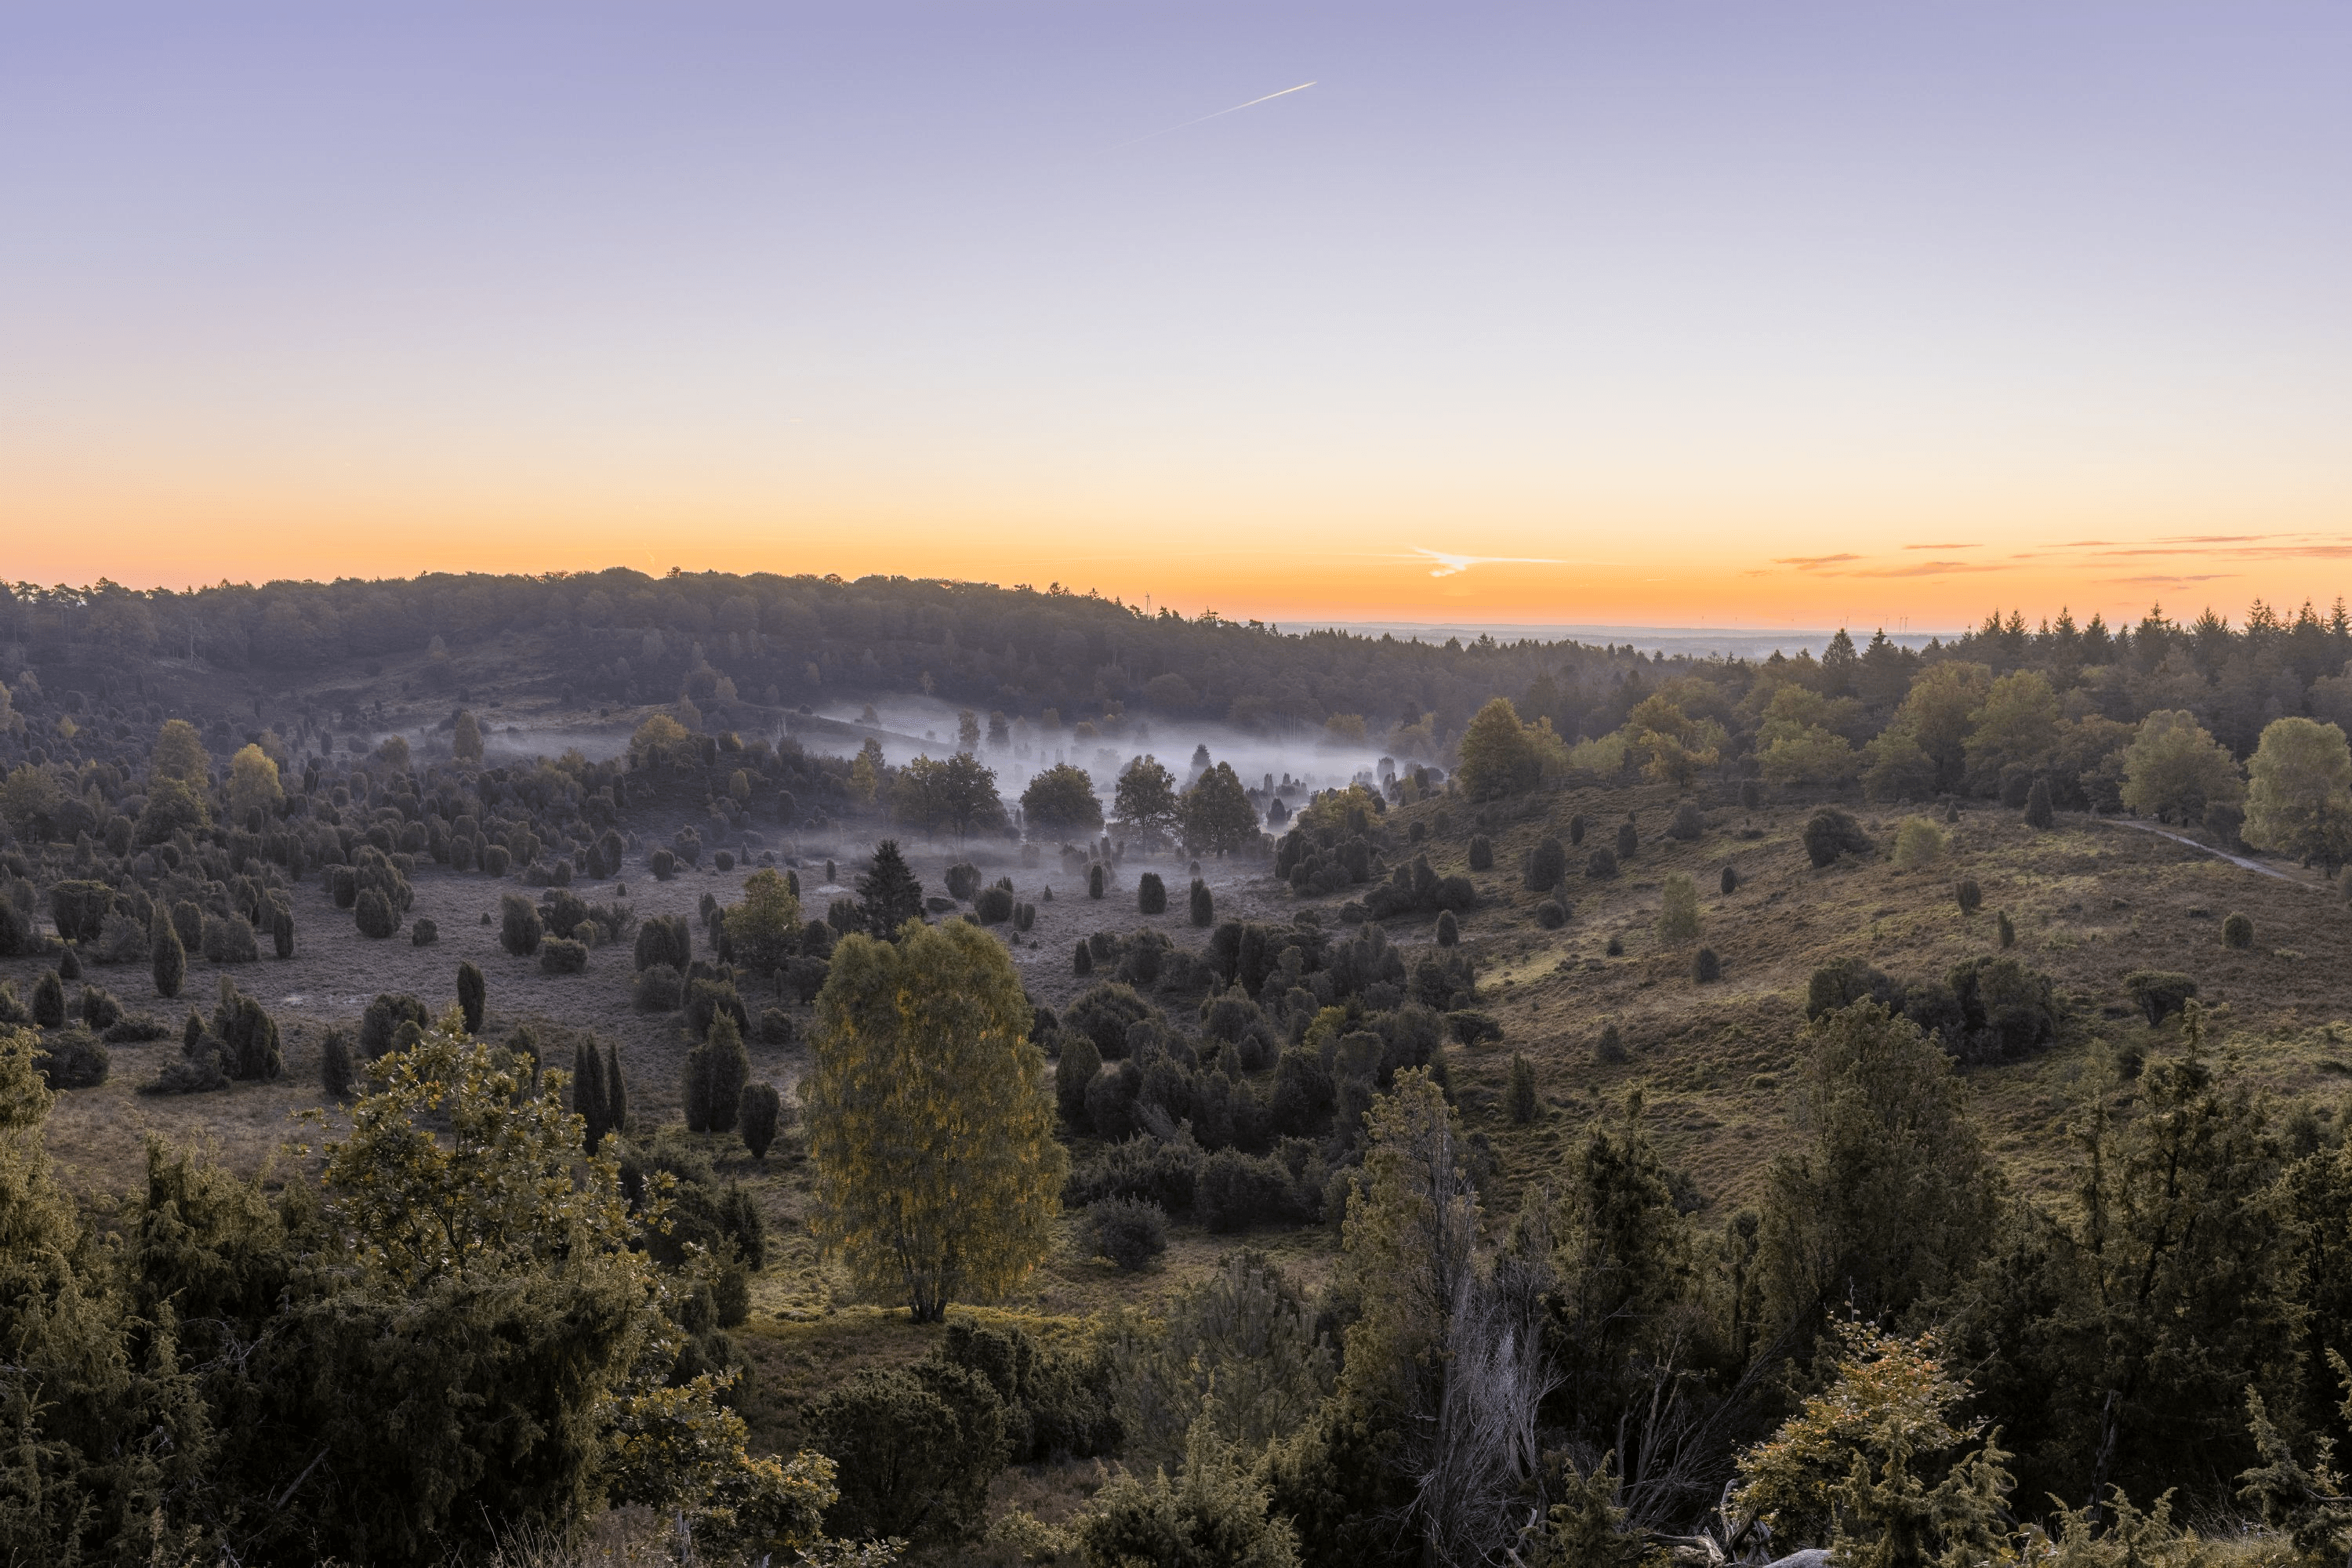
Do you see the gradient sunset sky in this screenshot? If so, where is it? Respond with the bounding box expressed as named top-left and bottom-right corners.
top-left (5, 2), bottom-right (2348, 631)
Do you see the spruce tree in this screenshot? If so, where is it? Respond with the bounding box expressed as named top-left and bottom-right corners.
top-left (856, 839), bottom-right (926, 939)
top-left (151, 909), bottom-right (185, 1000)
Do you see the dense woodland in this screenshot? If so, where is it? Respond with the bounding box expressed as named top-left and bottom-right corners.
top-left (8, 573), bottom-right (2352, 1565)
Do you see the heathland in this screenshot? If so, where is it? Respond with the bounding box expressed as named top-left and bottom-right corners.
top-left (6, 572), bottom-right (2352, 1566)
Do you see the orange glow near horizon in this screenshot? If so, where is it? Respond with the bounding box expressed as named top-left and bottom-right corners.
top-left (13, 460), bottom-right (2352, 634)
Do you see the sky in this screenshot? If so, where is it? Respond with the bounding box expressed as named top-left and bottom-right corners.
top-left (4, 2), bottom-right (2349, 632)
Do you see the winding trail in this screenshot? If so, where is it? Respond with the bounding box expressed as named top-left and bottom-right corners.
top-left (2100, 818), bottom-right (2310, 886)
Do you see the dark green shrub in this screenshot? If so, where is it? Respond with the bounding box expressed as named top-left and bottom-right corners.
top-left (456, 960), bottom-right (485, 1033)
top-left (759, 1005), bottom-right (795, 1045)
top-left (2223, 911), bottom-right (2253, 949)
top-left (1507, 1053), bottom-right (1539, 1123)
top-left (2124, 970), bottom-right (2199, 1025)
top-left (648, 847), bottom-right (675, 880)
top-left (1739, 780), bottom-right (1762, 810)
top-left (1056, 1031), bottom-right (1102, 1127)
top-left (945, 862), bottom-right (980, 901)
top-left (2025, 776), bottom-right (2054, 829)
top-left (633, 962), bottom-right (683, 1011)
top-left (36, 1025), bottom-right (109, 1089)
top-left (202, 912), bottom-right (260, 964)
top-left (1090, 1196), bottom-right (1168, 1270)
top-left (786, 954), bottom-right (829, 1003)
top-left (1720, 863), bottom-right (1739, 895)
top-left (1616, 821), bottom-right (1639, 861)
top-left (1605, 933), bottom-right (1624, 956)
top-left (1668, 802), bottom-right (1704, 842)
top-left (499, 892), bottom-right (542, 956)
top-left (409, 917), bottom-right (438, 946)
top-left (1138, 873), bottom-right (1167, 914)
top-left (1087, 863), bottom-right (1105, 899)
top-left (1468, 834), bottom-right (1494, 871)
top-left (684, 977), bottom-right (750, 1041)
top-left (319, 1026), bottom-right (358, 1097)
top-left (1567, 813), bottom-right (1586, 845)
top-left (1693, 947), bottom-right (1721, 984)
top-left (359, 992), bottom-right (430, 1060)
top-left (1998, 909), bottom-right (2016, 948)
top-left (269, 902), bottom-right (295, 957)
top-left (1436, 909), bottom-right (1459, 946)
top-left (739, 1080), bottom-right (783, 1160)
top-left (1196, 1151), bottom-right (1298, 1232)
top-left (1584, 848), bottom-right (1617, 880)
top-left (1073, 940), bottom-right (1094, 976)
top-left (1189, 879), bottom-right (1214, 927)
top-left (1525, 837), bottom-right (1567, 892)
top-left (1013, 901), bottom-right (1036, 931)
top-left (1956, 877), bottom-right (1983, 914)
top-left (78, 984), bottom-right (122, 1032)
top-left (804, 1365), bottom-right (1003, 1544)
top-left (32, 970), bottom-right (64, 1028)
top-left (684, 1014), bottom-right (751, 1133)
top-left (1802, 808), bottom-right (1872, 867)
top-left (1595, 1022), bottom-right (1626, 1064)
top-left (1446, 1009), bottom-right (1501, 1045)
top-left (539, 937), bottom-right (586, 975)
top-left (1065, 982), bottom-right (1154, 1058)
top-left (169, 899), bottom-right (204, 951)
top-left (975, 886), bottom-right (1014, 924)
top-left (328, 866), bottom-right (359, 909)
top-left (1534, 899), bottom-right (1567, 930)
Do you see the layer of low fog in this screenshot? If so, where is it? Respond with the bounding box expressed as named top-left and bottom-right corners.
top-left (797, 694), bottom-right (1396, 813)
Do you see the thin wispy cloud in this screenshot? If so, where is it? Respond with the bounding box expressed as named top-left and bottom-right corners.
top-left (1111, 80), bottom-right (1318, 150)
top-left (1405, 547), bottom-right (1569, 579)
top-left (1845, 560), bottom-right (2006, 578)
top-left (1773, 554), bottom-right (1862, 570)
top-left (1901, 542), bottom-right (1980, 550)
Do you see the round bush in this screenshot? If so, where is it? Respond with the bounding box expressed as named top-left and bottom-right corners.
top-left (633, 962), bottom-right (684, 1011)
top-left (759, 1005), bottom-right (796, 1045)
top-left (353, 890), bottom-right (399, 940)
top-left (1584, 848), bottom-right (1618, 880)
top-left (1089, 1196), bottom-right (1167, 1272)
top-left (1955, 877), bottom-right (1983, 914)
top-left (649, 848), bottom-right (676, 881)
top-left (410, 918), bottom-right (439, 946)
top-left (1720, 864), bottom-right (1739, 895)
top-left (37, 1025), bottom-right (110, 1090)
top-left (2223, 911), bottom-right (2254, 950)
top-left (1436, 909), bottom-right (1459, 946)
top-left (1534, 899), bottom-right (1567, 930)
top-left (713, 850), bottom-right (735, 872)
top-left (539, 937), bottom-right (588, 975)
top-left (975, 886), bottom-right (1015, 924)
top-left (482, 844), bottom-right (511, 877)
top-left (1137, 873), bottom-right (1167, 915)
top-left (1468, 834), bottom-right (1494, 872)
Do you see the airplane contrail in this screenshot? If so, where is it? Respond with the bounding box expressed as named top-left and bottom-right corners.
top-left (1112, 81), bottom-right (1317, 150)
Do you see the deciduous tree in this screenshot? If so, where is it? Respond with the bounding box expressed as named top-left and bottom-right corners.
top-left (804, 920), bottom-right (1065, 1321)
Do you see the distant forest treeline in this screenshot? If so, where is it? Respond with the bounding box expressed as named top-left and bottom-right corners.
top-left (6, 573), bottom-right (2352, 760)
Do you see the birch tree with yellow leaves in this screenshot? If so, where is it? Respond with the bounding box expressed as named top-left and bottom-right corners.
top-left (804, 919), bottom-right (1066, 1322)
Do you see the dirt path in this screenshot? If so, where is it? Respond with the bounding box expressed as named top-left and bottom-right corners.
top-left (2101, 817), bottom-right (2313, 886)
